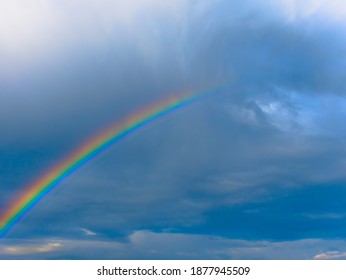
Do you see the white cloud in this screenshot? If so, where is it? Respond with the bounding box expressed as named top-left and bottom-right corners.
top-left (81, 228), bottom-right (97, 236)
top-left (275, 0), bottom-right (346, 22)
top-left (0, 0), bottom-right (188, 56)
top-left (0, 0), bottom-right (193, 85)
top-left (314, 251), bottom-right (346, 260)
top-left (0, 242), bottom-right (61, 256)
top-left (0, 1), bottom-right (60, 56)
top-left (257, 100), bottom-right (296, 131)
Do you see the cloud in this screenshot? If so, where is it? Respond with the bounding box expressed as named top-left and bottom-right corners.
top-left (274, 0), bottom-right (346, 21)
top-left (1, 0), bottom-right (346, 259)
top-left (0, 242), bottom-right (61, 256)
top-left (0, 0), bottom-right (188, 55)
top-left (1, 231), bottom-right (346, 259)
top-left (81, 228), bottom-right (97, 236)
top-left (314, 251), bottom-right (346, 260)
top-left (304, 213), bottom-right (346, 220)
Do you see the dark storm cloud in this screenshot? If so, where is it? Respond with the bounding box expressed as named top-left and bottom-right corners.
top-left (1, 0), bottom-right (346, 259)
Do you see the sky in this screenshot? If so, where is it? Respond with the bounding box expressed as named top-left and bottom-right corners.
top-left (1, 0), bottom-right (346, 259)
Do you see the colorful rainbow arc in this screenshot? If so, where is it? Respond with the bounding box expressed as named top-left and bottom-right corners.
top-left (0, 88), bottom-right (217, 237)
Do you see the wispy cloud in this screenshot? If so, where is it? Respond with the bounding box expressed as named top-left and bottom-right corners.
top-left (81, 228), bottom-right (97, 236)
top-left (304, 213), bottom-right (346, 220)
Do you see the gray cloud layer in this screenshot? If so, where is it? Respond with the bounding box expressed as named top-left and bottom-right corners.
top-left (2, 231), bottom-right (346, 260)
top-left (1, 0), bottom-right (346, 259)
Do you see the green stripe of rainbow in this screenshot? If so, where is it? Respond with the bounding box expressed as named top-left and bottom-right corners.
top-left (0, 89), bottom-right (213, 237)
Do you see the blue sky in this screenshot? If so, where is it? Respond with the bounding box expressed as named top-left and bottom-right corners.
top-left (1, 0), bottom-right (346, 259)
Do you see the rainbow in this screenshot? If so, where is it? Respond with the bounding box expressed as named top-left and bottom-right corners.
top-left (0, 88), bottom-right (215, 237)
